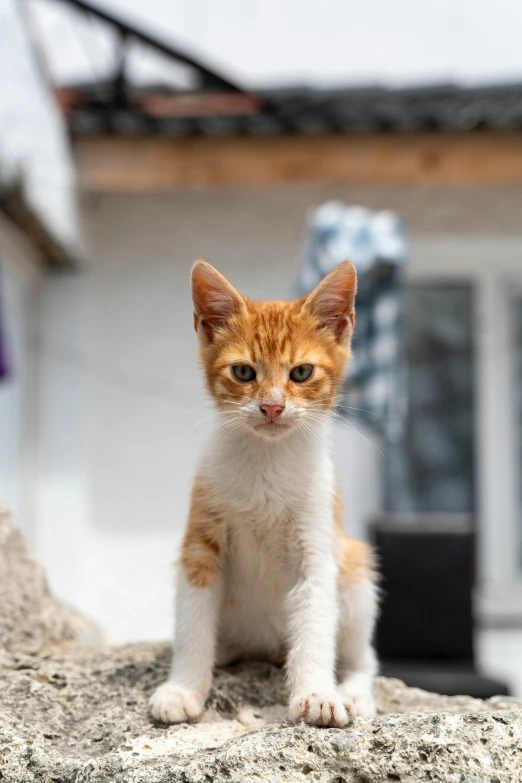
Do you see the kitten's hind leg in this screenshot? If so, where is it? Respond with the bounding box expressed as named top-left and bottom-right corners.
top-left (336, 576), bottom-right (379, 719)
top-left (215, 642), bottom-right (244, 667)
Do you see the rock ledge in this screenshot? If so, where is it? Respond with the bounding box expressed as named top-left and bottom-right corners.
top-left (1, 507), bottom-right (521, 782)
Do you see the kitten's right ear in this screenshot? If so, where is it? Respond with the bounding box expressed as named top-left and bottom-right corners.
top-left (191, 260), bottom-right (244, 342)
top-left (303, 260), bottom-right (357, 342)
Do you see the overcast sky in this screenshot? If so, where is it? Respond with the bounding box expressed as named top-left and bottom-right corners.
top-left (32, 0), bottom-right (522, 88)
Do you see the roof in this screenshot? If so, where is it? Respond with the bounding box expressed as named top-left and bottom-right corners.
top-left (29, 0), bottom-right (522, 96)
top-left (31, 1), bottom-right (522, 138)
top-left (63, 81), bottom-right (522, 137)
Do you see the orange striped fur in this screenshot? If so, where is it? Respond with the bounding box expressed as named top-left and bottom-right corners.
top-left (182, 478), bottom-right (224, 589)
top-left (333, 489), bottom-right (376, 587)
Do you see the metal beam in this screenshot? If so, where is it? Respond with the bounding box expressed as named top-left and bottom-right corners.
top-left (51, 0), bottom-right (243, 93)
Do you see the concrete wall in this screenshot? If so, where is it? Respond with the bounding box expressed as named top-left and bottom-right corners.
top-left (37, 184), bottom-right (522, 642)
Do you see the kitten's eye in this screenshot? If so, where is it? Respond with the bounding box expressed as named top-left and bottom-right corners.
top-left (232, 364), bottom-right (256, 382)
top-left (290, 364), bottom-right (313, 382)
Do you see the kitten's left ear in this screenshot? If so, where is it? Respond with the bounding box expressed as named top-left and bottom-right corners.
top-left (304, 260), bottom-right (357, 342)
top-left (191, 260), bottom-right (244, 342)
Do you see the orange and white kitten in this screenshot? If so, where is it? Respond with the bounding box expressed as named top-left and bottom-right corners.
top-left (149, 259), bottom-right (378, 728)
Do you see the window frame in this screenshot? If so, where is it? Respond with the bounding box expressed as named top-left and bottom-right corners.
top-left (476, 277), bottom-right (522, 621)
top-left (405, 236), bottom-right (522, 623)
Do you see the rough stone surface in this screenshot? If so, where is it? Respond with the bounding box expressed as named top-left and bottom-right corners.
top-left (0, 504), bottom-right (75, 655)
top-left (1, 507), bottom-right (522, 782)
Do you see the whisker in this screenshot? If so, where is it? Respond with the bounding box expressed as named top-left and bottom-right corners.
top-left (309, 397), bottom-right (384, 417)
top-left (214, 418), bottom-right (244, 438)
top-left (298, 419), bottom-right (319, 444)
top-left (186, 414), bottom-right (217, 433)
top-left (183, 401), bottom-right (214, 413)
top-left (215, 414), bottom-right (242, 427)
top-left (336, 405), bottom-right (384, 417)
top-left (215, 419), bottom-right (242, 430)
top-left (300, 416), bottom-right (324, 442)
top-left (336, 419), bottom-right (386, 460)
top-left (304, 411), bottom-right (386, 460)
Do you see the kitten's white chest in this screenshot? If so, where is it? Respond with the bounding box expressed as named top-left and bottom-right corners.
top-left (202, 425), bottom-right (334, 659)
top-left (218, 513), bottom-right (296, 659)
top-left (204, 426), bottom-right (331, 516)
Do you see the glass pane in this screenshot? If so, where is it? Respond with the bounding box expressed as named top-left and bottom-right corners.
top-left (386, 283), bottom-right (475, 514)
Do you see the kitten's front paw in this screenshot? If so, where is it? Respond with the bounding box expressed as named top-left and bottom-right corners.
top-left (289, 692), bottom-right (352, 728)
top-left (338, 678), bottom-right (376, 719)
top-left (149, 682), bottom-right (205, 724)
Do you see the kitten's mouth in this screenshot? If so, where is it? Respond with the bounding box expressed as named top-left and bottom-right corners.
top-left (254, 420), bottom-right (291, 435)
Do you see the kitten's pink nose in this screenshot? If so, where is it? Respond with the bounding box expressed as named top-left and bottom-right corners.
top-left (260, 404), bottom-right (284, 422)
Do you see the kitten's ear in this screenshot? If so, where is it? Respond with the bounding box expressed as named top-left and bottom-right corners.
top-left (304, 260), bottom-right (357, 341)
top-left (191, 260), bottom-right (244, 342)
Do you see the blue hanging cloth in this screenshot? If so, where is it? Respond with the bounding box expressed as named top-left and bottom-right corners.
top-left (296, 201), bottom-right (407, 439)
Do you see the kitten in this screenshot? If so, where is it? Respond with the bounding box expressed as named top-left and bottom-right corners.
top-left (149, 259), bottom-right (378, 728)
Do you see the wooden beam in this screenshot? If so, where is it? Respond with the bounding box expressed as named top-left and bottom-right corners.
top-left (0, 175), bottom-right (78, 268)
top-left (74, 133), bottom-right (522, 191)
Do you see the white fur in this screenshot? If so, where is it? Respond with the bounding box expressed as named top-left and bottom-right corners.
top-left (149, 414), bottom-right (378, 727)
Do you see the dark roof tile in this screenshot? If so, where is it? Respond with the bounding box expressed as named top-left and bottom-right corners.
top-left (67, 82), bottom-right (522, 137)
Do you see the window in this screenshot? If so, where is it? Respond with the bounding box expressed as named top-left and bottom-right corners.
top-left (386, 283), bottom-right (475, 515)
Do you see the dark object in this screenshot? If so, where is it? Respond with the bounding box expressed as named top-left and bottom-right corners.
top-left (373, 515), bottom-right (510, 699)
